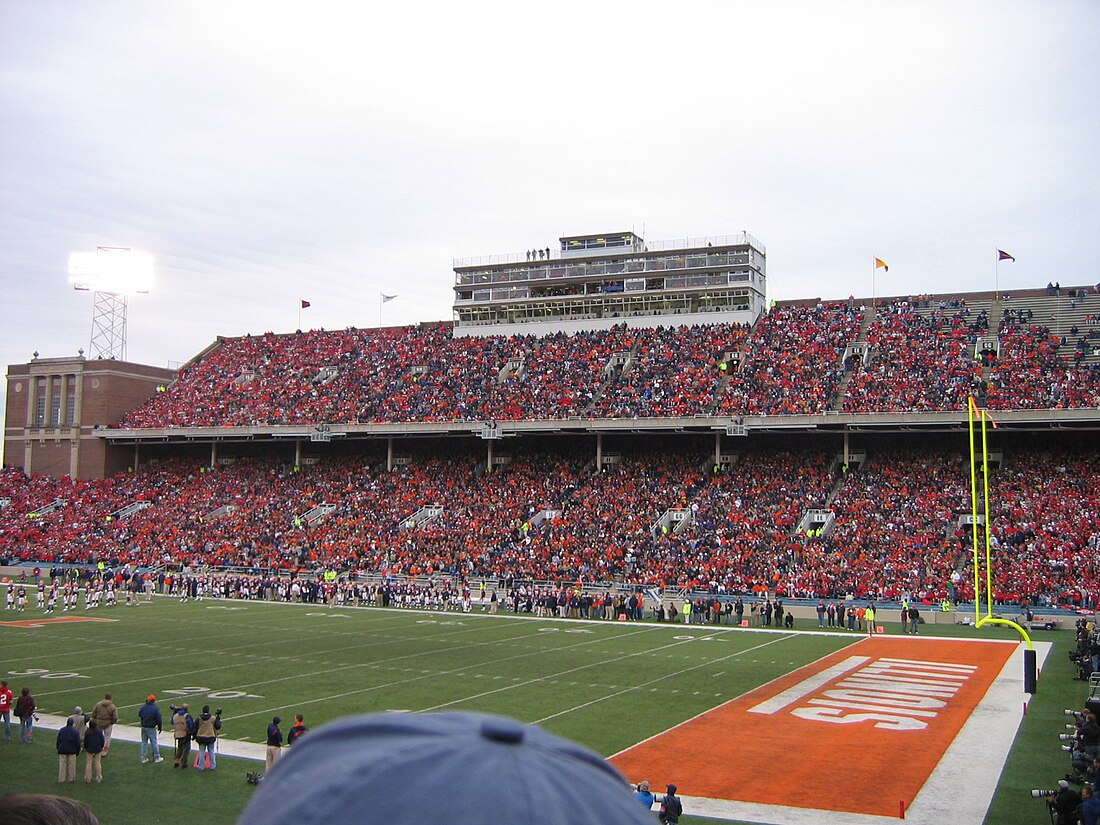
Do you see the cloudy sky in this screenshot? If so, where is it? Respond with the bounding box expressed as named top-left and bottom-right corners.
top-left (1, 0), bottom-right (1098, 439)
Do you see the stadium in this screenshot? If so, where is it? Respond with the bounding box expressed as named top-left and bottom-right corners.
top-left (3, 230), bottom-right (1099, 825)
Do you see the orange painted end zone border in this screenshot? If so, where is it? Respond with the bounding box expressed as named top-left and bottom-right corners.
top-left (612, 637), bottom-right (1016, 817)
top-left (0, 616), bottom-right (118, 628)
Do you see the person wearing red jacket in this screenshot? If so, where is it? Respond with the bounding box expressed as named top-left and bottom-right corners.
top-left (0, 679), bottom-right (13, 740)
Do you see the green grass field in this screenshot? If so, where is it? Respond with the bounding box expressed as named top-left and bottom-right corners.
top-left (0, 598), bottom-right (1086, 824)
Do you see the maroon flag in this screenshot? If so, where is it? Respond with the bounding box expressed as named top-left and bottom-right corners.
top-left (300, 299), bottom-right (311, 309)
top-left (997, 250), bottom-right (1015, 262)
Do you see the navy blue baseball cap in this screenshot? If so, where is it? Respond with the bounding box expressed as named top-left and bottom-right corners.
top-left (237, 711), bottom-right (652, 825)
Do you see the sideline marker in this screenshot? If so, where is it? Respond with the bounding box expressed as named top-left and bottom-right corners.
top-left (899, 799), bottom-right (906, 818)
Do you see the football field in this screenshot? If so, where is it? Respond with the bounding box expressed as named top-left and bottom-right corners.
top-left (0, 597), bottom-right (1078, 825)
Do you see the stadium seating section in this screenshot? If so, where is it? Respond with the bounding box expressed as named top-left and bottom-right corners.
top-left (5, 289), bottom-right (1100, 603)
top-left (3, 441), bottom-right (1099, 606)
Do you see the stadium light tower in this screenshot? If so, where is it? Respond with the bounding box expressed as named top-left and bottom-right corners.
top-left (68, 247), bottom-right (154, 361)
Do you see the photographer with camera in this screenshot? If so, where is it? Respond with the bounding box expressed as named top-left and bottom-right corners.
top-left (1051, 779), bottom-right (1081, 825)
top-left (194, 706), bottom-right (222, 771)
top-left (1063, 708), bottom-right (1100, 776)
top-left (171, 704), bottom-right (195, 768)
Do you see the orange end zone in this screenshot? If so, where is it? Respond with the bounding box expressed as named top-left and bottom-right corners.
top-left (612, 637), bottom-right (1016, 817)
top-left (0, 616), bottom-right (118, 628)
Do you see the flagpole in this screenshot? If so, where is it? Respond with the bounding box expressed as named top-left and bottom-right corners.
top-left (995, 247), bottom-right (999, 301)
top-left (871, 256), bottom-right (876, 307)
top-left (298, 303), bottom-right (302, 331)
top-left (379, 293), bottom-right (382, 328)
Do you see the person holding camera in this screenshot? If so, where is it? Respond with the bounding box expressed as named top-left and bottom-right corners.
top-left (194, 706), bottom-right (222, 771)
top-left (171, 704), bottom-right (195, 768)
top-left (1052, 779), bottom-right (1082, 825)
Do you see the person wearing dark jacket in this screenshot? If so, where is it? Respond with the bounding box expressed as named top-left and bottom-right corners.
top-left (137, 694), bottom-right (164, 764)
top-left (266, 716), bottom-right (283, 771)
top-left (14, 686), bottom-right (36, 743)
top-left (287, 714), bottom-right (309, 746)
top-left (1079, 783), bottom-right (1100, 825)
top-left (56, 718), bottom-right (82, 782)
top-left (658, 784), bottom-right (683, 825)
top-left (1052, 779), bottom-right (1081, 825)
top-left (84, 720), bottom-right (106, 783)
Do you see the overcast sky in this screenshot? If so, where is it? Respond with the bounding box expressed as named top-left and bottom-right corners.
top-left (2, 0), bottom-right (1098, 446)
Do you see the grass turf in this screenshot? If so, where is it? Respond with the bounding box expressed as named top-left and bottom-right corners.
top-left (0, 598), bottom-right (1085, 824)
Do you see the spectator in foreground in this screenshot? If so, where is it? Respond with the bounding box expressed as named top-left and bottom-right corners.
top-left (237, 711), bottom-right (653, 825)
top-left (0, 793), bottom-right (100, 825)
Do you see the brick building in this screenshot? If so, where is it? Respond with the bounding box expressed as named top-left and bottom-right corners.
top-left (4, 355), bottom-right (174, 479)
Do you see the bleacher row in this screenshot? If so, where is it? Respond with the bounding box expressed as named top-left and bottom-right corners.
top-left (2, 442), bottom-right (1098, 605)
top-left (115, 290), bottom-right (1100, 429)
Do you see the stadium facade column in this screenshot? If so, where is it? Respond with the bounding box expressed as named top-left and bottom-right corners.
top-left (73, 372), bottom-right (86, 477)
top-left (295, 438), bottom-right (302, 467)
top-left (596, 432), bottom-right (603, 467)
top-left (386, 437), bottom-right (394, 471)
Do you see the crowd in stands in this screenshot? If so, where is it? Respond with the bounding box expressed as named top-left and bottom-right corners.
top-left (718, 302), bottom-right (862, 416)
top-left (989, 317), bottom-right (1100, 410)
top-left (841, 301), bottom-right (984, 413)
top-left (5, 439), bottom-right (1098, 608)
top-left (111, 287), bottom-right (1100, 430)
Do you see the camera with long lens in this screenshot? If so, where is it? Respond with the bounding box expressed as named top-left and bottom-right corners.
top-left (1059, 733), bottom-right (1077, 741)
top-left (1031, 789), bottom-right (1057, 798)
top-left (1066, 709), bottom-right (1085, 720)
